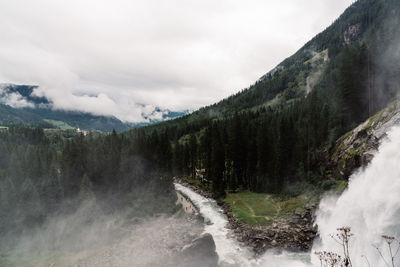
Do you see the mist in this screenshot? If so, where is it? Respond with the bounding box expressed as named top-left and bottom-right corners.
top-left (1, 190), bottom-right (221, 267)
top-left (0, 125), bottom-right (221, 267)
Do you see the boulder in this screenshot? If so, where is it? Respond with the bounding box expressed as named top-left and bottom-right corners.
top-left (173, 233), bottom-right (219, 267)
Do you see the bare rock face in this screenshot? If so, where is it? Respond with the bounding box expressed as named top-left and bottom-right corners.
top-left (344, 23), bottom-right (361, 45)
top-left (172, 233), bottom-right (219, 267)
top-left (329, 101), bottom-right (400, 180)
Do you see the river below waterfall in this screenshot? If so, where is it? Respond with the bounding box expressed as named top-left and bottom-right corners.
top-left (175, 183), bottom-right (258, 266)
top-left (176, 126), bottom-right (400, 267)
top-left (174, 183), bottom-right (310, 267)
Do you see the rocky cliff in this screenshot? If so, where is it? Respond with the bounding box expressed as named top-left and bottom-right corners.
top-left (329, 100), bottom-right (400, 180)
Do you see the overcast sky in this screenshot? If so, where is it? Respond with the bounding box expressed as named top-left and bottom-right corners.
top-left (0, 0), bottom-right (354, 122)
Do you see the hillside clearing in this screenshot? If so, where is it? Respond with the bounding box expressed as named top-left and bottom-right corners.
top-left (223, 192), bottom-right (315, 226)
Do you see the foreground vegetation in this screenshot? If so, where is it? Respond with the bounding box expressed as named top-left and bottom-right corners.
top-left (316, 228), bottom-right (400, 267)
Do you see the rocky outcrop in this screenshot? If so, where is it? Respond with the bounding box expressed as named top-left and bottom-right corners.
top-left (176, 191), bottom-right (199, 215)
top-left (329, 100), bottom-right (400, 180)
top-left (172, 233), bottom-right (219, 267)
top-left (344, 23), bottom-right (361, 45)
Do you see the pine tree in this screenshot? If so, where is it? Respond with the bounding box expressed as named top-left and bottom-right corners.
top-left (210, 124), bottom-right (226, 197)
top-left (79, 173), bottom-right (95, 201)
top-left (188, 133), bottom-right (197, 179)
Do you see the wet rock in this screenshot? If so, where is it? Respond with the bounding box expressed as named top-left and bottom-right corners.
top-left (328, 100), bottom-right (400, 180)
top-left (173, 233), bottom-right (219, 267)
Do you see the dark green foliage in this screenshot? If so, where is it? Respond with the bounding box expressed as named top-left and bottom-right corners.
top-left (338, 44), bottom-right (370, 125)
top-left (188, 133), bottom-right (197, 179)
top-left (209, 124), bottom-right (226, 197)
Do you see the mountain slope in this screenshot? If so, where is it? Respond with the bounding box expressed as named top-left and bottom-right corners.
top-left (130, 0), bottom-right (400, 196)
top-left (145, 0), bottom-right (400, 133)
top-left (0, 84), bottom-right (188, 132)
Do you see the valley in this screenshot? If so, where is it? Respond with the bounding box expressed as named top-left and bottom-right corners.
top-left (1, 0), bottom-right (400, 266)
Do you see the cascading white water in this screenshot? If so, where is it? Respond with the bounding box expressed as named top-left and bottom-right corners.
top-left (175, 183), bottom-right (312, 266)
top-left (175, 183), bottom-right (257, 266)
top-left (177, 126), bottom-right (400, 267)
top-left (313, 126), bottom-right (400, 267)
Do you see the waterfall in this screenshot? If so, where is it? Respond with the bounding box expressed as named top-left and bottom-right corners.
top-left (312, 126), bottom-right (400, 267)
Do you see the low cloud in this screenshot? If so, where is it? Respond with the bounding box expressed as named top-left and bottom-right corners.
top-left (0, 92), bottom-right (35, 109)
top-left (0, 0), bottom-right (353, 122)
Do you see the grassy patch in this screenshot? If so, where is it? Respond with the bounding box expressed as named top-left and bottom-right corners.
top-left (43, 119), bottom-right (75, 130)
top-left (280, 195), bottom-right (308, 216)
top-left (345, 148), bottom-right (360, 160)
top-left (362, 109), bottom-right (384, 132)
top-left (223, 191), bottom-right (315, 226)
top-left (224, 192), bottom-right (276, 225)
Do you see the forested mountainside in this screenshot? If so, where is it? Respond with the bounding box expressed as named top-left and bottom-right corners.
top-left (132, 0), bottom-right (400, 196)
top-left (146, 0), bottom-right (398, 126)
top-left (0, 84), bottom-right (187, 132)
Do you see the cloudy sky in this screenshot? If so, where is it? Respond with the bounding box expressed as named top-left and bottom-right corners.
top-left (0, 0), bottom-right (354, 122)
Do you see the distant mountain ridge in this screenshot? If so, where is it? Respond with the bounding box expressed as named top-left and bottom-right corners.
top-left (0, 83), bottom-right (188, 132)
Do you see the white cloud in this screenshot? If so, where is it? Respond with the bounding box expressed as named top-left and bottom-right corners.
top-left (1, 92), bottom-right (35, 108)
top-left (0, 0), bottom-right (354, 122)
